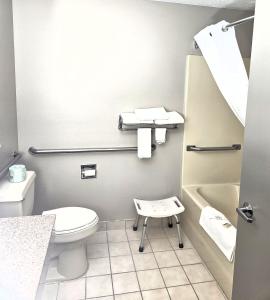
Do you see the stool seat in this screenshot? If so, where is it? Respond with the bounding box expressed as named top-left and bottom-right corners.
top-left (134, 196), bottom-right (185, 218)
top-left (133, 196), bottom-right (185, 252)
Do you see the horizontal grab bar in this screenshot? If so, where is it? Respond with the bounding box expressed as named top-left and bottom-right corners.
top-left (0, 152), bottom-right (22, 179)
top-left (186, 144), bottom-right (241, 152)
top-left (29, 144), bottom-right (156, 155)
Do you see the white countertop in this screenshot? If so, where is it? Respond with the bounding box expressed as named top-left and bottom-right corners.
top-left (0, 215), bottom-right (55, 300)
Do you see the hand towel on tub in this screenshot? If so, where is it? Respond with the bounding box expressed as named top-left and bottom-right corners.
top-left (199, 206), bottom-right (237, 262)
top-left (137, 128), bottom-right (152, 159)
top-left (194, 21), bottom-right (248, 126)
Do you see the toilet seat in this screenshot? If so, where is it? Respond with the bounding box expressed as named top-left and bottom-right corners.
top-left (42, 207), bottom-right (99, 242)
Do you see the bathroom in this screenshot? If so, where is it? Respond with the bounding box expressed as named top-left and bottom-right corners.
top-left (0, 0), bottom-right (269, 299)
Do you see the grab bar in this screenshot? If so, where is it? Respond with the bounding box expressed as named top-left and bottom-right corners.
top-left (0, 152), bottom-right (22, 179)
top-left (29, 144), bottom-right (157, 155)
top-left (186, 144), bottom-right (241, 152)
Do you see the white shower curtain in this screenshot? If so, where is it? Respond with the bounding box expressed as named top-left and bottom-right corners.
top-left (194, 21), bottom-right (248, 126)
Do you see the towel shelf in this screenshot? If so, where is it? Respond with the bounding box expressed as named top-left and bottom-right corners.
top-left (0, 152), bottom-right (22, 179)
top-left (186, 144), bottom-right (241, 152)
top-left (118, 115), bottom-right (179, 131)
top-left (29, 145), bottom-right (157, 155)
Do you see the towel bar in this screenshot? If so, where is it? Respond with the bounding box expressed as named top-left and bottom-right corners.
top-left (29, 144), bottom-right (156, 155)
top-left (186, 144), bottom-right (241, 152)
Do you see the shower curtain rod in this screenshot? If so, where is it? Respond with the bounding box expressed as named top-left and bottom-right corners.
top-left (222, 15), bottom-right (254, 31)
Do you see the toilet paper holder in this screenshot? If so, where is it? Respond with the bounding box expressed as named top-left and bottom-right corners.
top-left (81, 164), bottom-right (97, 179)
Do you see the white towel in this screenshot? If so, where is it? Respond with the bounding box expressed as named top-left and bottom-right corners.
top-left (155, 111), bottom-right (184, 125)
top-left (194, 21), bottom-right (248, 126)
top-left (155, 128), bottom-right (167, 144)
top-left (135, 107), bottom-right (168, 122)
top-left (120, 112), bottom-right (153, 125)
top-left (137, 128), bottom-right (152, 159)
top-left (199, 206), bottom-right (236, 262)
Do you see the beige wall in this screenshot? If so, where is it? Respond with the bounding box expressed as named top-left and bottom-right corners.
top-left (12, 0), bottom-right (253, 220)
top-left (182, 55), bottom-right (246, 186)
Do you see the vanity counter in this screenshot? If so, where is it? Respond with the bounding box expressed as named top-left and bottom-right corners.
top-left (0, 215), bottom-right (55, 300)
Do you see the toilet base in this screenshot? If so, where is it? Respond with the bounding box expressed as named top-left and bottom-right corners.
top-left (57, 241), bottom-right (88, 280)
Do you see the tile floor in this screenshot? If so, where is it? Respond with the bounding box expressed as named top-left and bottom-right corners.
top-left (37, 219), bottom-right (227, 300)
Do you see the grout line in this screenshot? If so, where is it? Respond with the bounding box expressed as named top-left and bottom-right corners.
top-left (126, 223), bottom-right (144, 300)
top-left (105, 230), bottom-right (115, 299)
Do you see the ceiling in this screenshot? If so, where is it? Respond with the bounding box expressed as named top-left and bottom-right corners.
top-left (151, 0), bottom-right (255, 10)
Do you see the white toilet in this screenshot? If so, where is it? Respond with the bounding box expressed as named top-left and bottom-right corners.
top-left (0, 170), bottom-right (99, 279)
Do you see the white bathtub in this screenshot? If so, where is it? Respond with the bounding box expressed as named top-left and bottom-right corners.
top-left (181, 183), bottom-right (240, 299)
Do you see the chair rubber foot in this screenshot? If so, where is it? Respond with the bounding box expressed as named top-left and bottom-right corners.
top-left (139, 246), bottom-right (144, 252)
top-left (168, 223), bottom-right (173, 228)
top-left (179, 243), bottom-right (184, 248)
top-left (133, 226), bottom-right (138, 231)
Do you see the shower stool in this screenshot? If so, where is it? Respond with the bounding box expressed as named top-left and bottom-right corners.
top-left (133, 196), bottom-right (185, 252)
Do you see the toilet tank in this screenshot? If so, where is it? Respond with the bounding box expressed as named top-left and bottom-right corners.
top-left (0, 171), bottom-right (36, 218)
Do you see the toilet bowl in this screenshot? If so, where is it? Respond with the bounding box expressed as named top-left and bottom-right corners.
top-left (43, 206), bottom-right (99, 279)
top-left (0, 171), bottom-right (99, 280)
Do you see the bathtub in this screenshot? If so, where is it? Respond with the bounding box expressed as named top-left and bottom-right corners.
top-left (181, 184), bottom-right (240, 299)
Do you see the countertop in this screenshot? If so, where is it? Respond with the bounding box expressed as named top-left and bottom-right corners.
top-left (0, 215), bottom-right (55, 300)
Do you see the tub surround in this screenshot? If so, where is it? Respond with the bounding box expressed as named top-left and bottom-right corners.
top-left (180, 56), bottom-right (247, 299)
top-left (0, 215), bottom-right (55, 300)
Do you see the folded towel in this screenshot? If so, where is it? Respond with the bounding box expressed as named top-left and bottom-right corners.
top-left (155, 128), bottom-right (167, 144)
top-left (155, 111), bottom-right (184, 125)
top-left (199, 206), bottom-right (236, 262)
top-left (137, 128), bottom-right (152, 159)
top-left (135, 107), bottom-right (168, 122)
top-left (120, 112), bottom-right (153, 125)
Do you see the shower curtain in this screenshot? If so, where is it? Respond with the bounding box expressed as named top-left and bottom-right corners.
top-left (194, 20), bottom-right (249, 126)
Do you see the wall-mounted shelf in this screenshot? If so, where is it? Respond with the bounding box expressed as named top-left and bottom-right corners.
top-left (118, 111), bottom-right (184, 131)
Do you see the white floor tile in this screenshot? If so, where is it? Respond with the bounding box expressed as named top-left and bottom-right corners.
top-left (141, 288), bottom-right (170, 300)
top-left (175, 249), bottom-right (201, 265)
top-left (129, 240), bottom-right (152, 254)
top-left (87, 257), bottom-right (111, 276)
top-left (114, 292), bottom-right (142, 300)
top-left (86, 275), bottom-right (113, 298)
top-left (107, 230), bottom-right (128, 242)
top-left (137, 269), bottom-right (165, 290)
top-left (107, 220), bottom-right (126, 230)
top-left (193, 281), bottom-right (227, 300)
top-left (133, 253), bottom-right (158, 271)
top-left (126, 229), bottom-right (147, 241)
top-left (149, 238), bottom-right (172, 252)
top-left (110, 255), bottom-right (135, 273)
top-left (160, 266), bottom-right (189, 287)
top-left (154, 251), bottom-right (180, 268)
top-left (183, 264), bottom-right (214, 284)
top-left (112, 272), bottom-right (140, 294)
top-left (109, 242), bottom-right (131, 256)
top-left (168, 285), bottom-right (198, 300)
top-left (57, 278), bottom-right (85, 300)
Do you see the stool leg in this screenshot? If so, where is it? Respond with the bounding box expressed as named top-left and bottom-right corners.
top-left (139, 217), bottom-right (148, 252)
top-left (174, 215), bottom-right (184, 248)
top-left (133, 215), bottom-right (140, 231)
top-left (168, 216), bottom-right (173, 228)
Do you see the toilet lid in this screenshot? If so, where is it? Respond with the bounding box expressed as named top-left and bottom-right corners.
top-left (42, 207), bottom-right (98, 233)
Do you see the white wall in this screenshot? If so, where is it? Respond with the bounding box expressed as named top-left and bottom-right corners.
top-left (12, 0), bottom-right (253, 220)
top-left (0, 0), bottom-right (17, 170)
